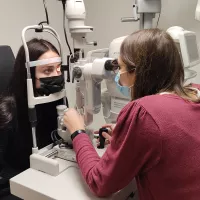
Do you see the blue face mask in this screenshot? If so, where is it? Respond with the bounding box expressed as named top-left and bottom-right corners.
top-left (115, 72), bottom-right (133, 98)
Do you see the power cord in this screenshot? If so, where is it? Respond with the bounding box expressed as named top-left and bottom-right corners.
top-left (51, 129), bottom-right (62, 146)
top-left (156, 13), bottom-right (161, 28)
top-left (43, 0), bottom-right (49, 24)
top-left (38, 0), bottom-right (50, 26)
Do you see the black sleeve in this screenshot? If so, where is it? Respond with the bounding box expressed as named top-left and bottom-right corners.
top-left (0, 125), bottom-right (19, 196)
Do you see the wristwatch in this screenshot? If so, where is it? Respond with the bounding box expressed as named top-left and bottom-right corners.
top-left (71, 129), bottom-right (86, 141)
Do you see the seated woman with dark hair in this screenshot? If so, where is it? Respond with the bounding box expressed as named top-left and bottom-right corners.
top-left (0, 38), bottom-right (67, 199)
top-left (7, 38), bottom-right (66, 171)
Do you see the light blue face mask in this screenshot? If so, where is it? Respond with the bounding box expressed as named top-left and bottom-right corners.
top-left (115, 71), bottom-right (133, 98)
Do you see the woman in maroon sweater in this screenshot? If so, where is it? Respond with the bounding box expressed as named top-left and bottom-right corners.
top-left (64, 29), bottom-right (200, 200)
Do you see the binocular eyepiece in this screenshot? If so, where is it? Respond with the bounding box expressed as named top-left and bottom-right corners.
top-left (104, 59), bottom-right (119, 71)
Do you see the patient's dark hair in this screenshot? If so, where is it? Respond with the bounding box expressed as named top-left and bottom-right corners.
top-left (0, 96), bottom-right (15, 130)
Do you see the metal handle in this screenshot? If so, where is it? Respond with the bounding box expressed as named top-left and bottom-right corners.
top-left (121, 17), bottom-right (139, 22)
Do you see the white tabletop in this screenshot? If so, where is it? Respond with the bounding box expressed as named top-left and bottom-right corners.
top-left (10, 160), bottom-right (137, 200)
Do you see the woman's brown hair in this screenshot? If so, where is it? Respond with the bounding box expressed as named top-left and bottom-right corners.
top-left (120, 28), bottom-right (199, 102)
